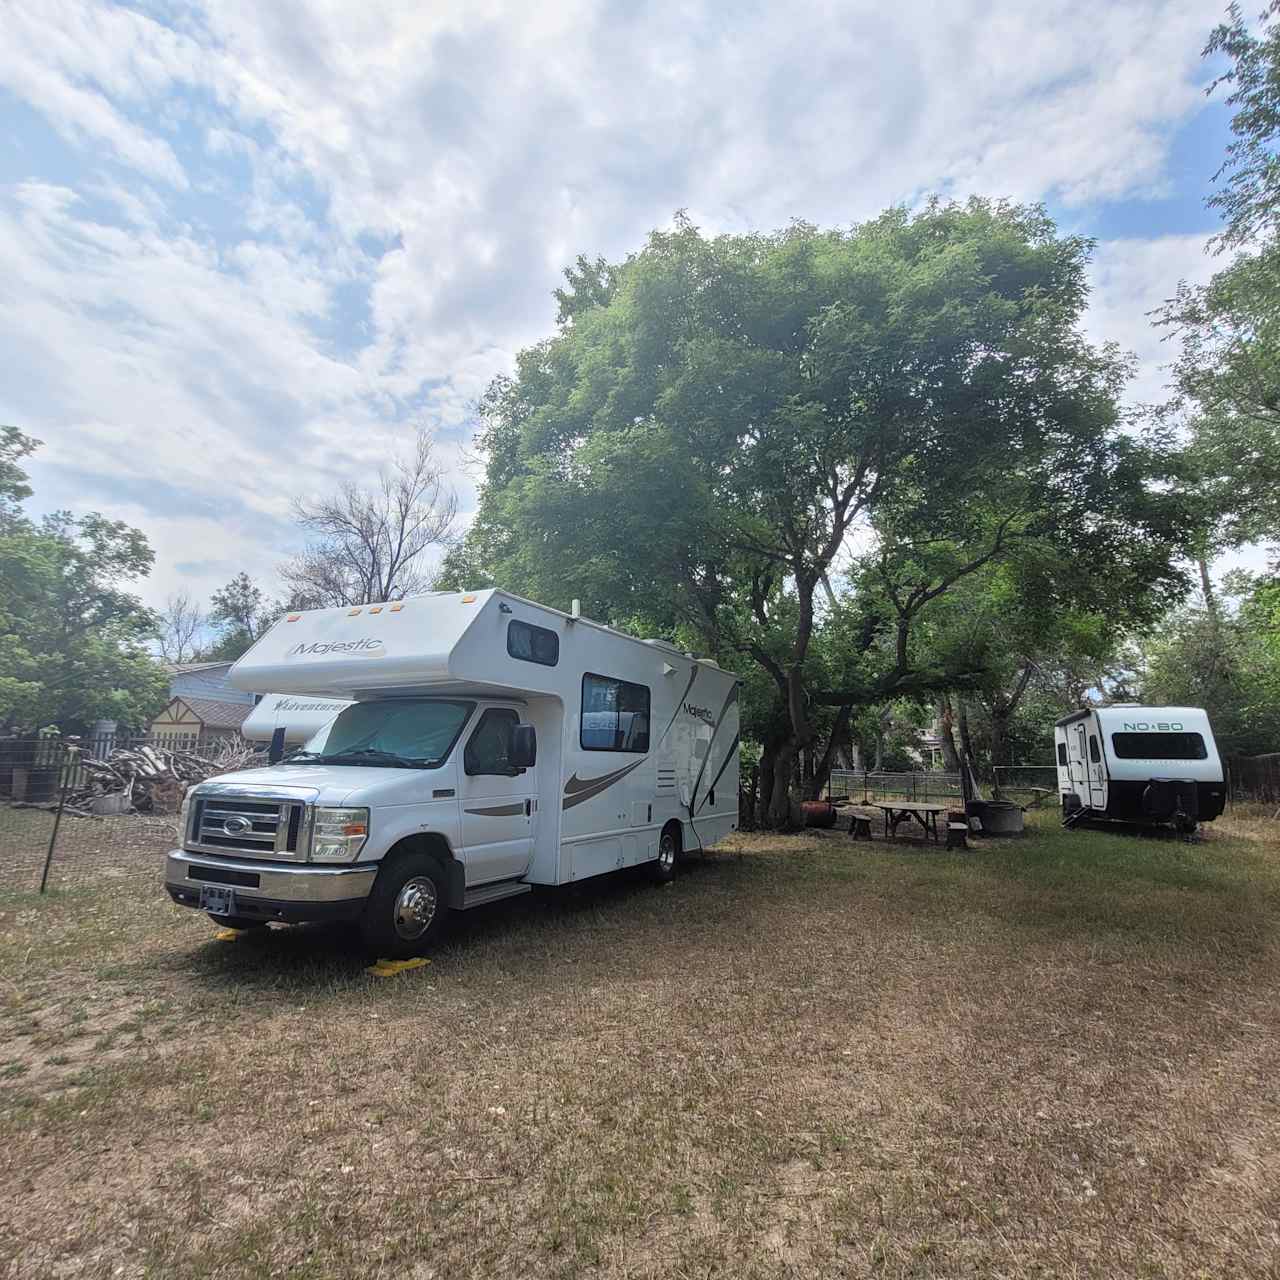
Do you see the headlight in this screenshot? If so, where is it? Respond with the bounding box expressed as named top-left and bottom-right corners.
top-left (310, 807), bottom-right (369, 862)
top-left (178, 789), bottom-right (196, 841)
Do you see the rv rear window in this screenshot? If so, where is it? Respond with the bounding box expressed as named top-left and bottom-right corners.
top-left (1111, 732), bottom-right (1208, 761)
top-left (1057, 743), bottom-right (1067, 766)
top-left (507, 619), bottom-right (559, 667)
top-left (581, 673), bottom-right (650, 753)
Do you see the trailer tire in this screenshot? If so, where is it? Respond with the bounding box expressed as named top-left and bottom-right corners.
top-left (360, 852), bottom-right (450, 958)
top-left (651, 824), bottom-right (680, 883)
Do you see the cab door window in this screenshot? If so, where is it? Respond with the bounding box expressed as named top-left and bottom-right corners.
top-left (464, 709), bottom-right (521, 776)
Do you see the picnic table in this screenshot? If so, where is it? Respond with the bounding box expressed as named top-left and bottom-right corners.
top-left (873, 800), bottom-right (948, 844)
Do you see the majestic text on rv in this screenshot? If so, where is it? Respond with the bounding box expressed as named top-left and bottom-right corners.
top-left (165, 591), bottom-right (741, 955)
top-left (1054, 705), bottom-right (1225, 832)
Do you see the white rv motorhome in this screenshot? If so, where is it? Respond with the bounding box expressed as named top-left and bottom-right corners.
top-left (1054, 705), bottom-right (1226, 832)
top-left (240, 693), bottom-right (352, 750)
top-left (165, 590), bottom-right (740, 955)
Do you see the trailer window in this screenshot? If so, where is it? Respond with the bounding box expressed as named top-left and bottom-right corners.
top-left (1111, 732), bottom-right (1207, 760)
top-left (464, 708), bottom-right (522, 776)
top-left (1057, 743), bottom-right (1067, 766)
top-left (581, 674), bottom-right (650, 752)
top-left (1089, 735), bottom-right (1100, 764)
top-left (508, 620), bottom-right (559, 667)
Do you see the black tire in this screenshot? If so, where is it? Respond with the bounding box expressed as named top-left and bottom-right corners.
top-left (650, 824), bottom-right (680, 883)
top-left (207, 914), bottom-right (268, 930)
top-left (360, 853), bottom-right (450, 958)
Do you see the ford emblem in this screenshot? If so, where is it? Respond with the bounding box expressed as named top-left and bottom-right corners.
top-left (222, 815), bottom-right (252, 837)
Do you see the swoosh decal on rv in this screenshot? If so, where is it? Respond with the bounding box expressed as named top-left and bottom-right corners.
top-left (696, 734), bottom-right (740, 813)
top-left (563, 759), bottom-right (646, 810)
top-left (689, 684), bottom-right (739, 810)
top-left (656, 664), bottom-right (699, 748)
top-left (464, 803), bottom-right (526, 817)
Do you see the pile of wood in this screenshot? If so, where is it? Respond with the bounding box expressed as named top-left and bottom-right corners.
top-left (59, 742), bottom-right (262, 816)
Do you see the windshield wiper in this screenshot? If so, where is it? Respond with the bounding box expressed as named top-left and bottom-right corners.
top-left (313, 748), bottom-right (431, 769)
top-left (279, 751), bottom-right (326, 764)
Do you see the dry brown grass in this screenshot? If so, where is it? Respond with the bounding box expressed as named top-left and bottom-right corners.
top-left (2, 808), bottom-right (1279, 1278)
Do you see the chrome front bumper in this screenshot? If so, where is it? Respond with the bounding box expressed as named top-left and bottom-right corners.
top-left (166, 849), bottom-right (377, 917)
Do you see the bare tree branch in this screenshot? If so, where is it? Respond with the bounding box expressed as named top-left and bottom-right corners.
top-left (282, 430), bottom-right (459, 607)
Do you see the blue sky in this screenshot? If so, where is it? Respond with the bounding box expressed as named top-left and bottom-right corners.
top-left (0, 0), bottom-right (1252, 608)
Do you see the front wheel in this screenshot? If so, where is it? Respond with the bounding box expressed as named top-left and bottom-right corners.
top-left (650, 826), bottom-right (679, 883)
top-left (360, 853), bottom-right (449, 958)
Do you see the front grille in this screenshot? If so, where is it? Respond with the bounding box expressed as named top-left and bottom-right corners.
top-left (190, 795), bottom-right (306, 858)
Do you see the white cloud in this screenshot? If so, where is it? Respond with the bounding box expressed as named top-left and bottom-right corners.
top-left (1087, 233), bottom-right (1219, 407)
top-left (0, 0), bottom-right (1233, 608)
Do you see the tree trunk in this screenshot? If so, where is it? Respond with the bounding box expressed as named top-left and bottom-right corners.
top-left (989, 706), bottom-right (1009, 795)
top-left (807, 704), bottom-right (852, 800)
top-left (938, 696), bottom-right (961, 772)
top-left (958, 700), bottom-right (976, 772)
top-left (1199, 556), bottom-right (1219, 624)
top-left (766, 740), bottom-right (797, 829)
top-left (756, 743), bottom-right (777, 830)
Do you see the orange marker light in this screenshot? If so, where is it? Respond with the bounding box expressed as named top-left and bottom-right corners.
top-left (348, 608), bottom-right (362, 616)
top-left (389, 603), bottom-right (405, 612)
top-left (461, 594), bottom-right (476, 604)
top-left (368, 606), bottom-right (382, 614)
top-left (287, 614), bottom-right (301, 622)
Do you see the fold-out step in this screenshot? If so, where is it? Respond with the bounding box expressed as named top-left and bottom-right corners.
top-left (461, 881), bottom-right (533, 910)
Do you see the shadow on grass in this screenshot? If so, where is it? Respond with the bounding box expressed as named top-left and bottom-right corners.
top-left (175, 857), bottom-right (739, 998)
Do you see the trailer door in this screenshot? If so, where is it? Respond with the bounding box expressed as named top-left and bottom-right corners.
top-left (458, 706), bottom-right (537, 885)
top-left (1086, 729), bottom-right (1108, 810)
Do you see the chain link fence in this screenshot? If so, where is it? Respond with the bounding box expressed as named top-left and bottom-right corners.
top-left (0, 735), bottom-right (224, 895)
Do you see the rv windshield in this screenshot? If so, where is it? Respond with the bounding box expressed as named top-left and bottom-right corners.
top-left (284, 699), bottom-right (475, 769)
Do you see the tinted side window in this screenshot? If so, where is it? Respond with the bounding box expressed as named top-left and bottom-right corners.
top-left (508, 620), bottom-right (559, 667)
top-left (1057, 743), bottom-right (1068, 766)
top-left (581, 674), bottom-right (650, 752)
top-left (464, 709), bottom-right (521, 775)
top-left (1089, 735), bottom-right (1101, 764)
top-left (1111, 732), bottom-right (1207, 761)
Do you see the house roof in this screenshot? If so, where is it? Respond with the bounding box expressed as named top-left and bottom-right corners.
top-left (164, 697), bottom-right (253, 730)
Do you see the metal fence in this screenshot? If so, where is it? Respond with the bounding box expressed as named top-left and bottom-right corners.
top-left (0, 734), bottom-right (228, 895)
top-left (992, 765), bottom-right (1059, 804)
top-left (1228, 754), bottom-right (1280, 805)
top-left (827, 766), bottom-right (1061, 808)
top-left (829, 770), bottom-right (964, 804)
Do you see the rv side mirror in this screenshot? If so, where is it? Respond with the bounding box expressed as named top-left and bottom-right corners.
top-left (268, 726), bottom-right (286, 764)
top-left (511, 723), bottom-right (537, 770)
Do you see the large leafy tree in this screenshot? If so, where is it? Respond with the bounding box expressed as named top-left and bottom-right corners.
top-left (451, 203), bottom-right (1188, 825)
top-left (1140, 567), bottom-right (1280, 756)
top-left (0, 429), bottom-right (167, 731)
top-left (1162, 2), bottom-right (1280, 546)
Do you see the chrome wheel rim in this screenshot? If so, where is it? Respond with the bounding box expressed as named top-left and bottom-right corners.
top-left (393, 876), bottom-right (438, 940)
top-left (659, 835), bottom-right (676, 871)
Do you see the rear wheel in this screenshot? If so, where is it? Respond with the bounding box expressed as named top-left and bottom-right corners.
top-left (650, 825), bottom-right (680, 883)
top-left (360, 853), bottom-right (449, 958)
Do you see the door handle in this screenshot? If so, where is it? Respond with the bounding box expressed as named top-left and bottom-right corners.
top-left (524, 798), bottom-right (532, 817)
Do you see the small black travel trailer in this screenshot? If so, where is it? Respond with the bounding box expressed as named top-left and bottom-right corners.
top-left (1054, 705), bottom-right (1226, 833)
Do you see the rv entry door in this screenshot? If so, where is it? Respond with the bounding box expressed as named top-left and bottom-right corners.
top-left (459, 707), bottom-right (537, 885)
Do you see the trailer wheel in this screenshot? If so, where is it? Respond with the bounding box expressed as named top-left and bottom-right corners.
top-left (360, 852), bottom-right (449, 958)
top-left (650, 824), bottom-right (680, 883)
